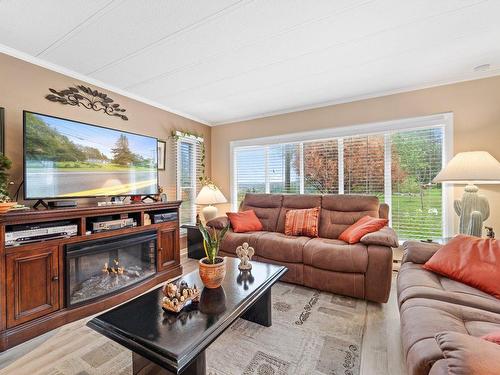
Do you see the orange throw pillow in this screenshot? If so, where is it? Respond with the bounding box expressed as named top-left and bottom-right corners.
top-left (482, 331), bottom-right (500, 345)
top-left (339, 215), bottom-right (388, 244)
top-left (226, 210), bottom-right (263, 233)
top-left (284, 207), bottom-right (320, 237)
top-left (423, 235), bottom-right (500, 299)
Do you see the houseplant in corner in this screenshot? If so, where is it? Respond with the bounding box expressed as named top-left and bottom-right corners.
top-left (0, 153), bottom-right (15, 214)
top-left (198, 222), bottom-right (230, 288)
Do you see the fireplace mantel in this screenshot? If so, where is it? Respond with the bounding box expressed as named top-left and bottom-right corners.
top-left (0, 201), bottom-right (182, 351)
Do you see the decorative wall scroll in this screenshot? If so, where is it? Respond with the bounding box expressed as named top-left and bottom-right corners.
top-left (45, 85), bottom-right (128, 121)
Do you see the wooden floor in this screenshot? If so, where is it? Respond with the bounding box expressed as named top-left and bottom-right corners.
top-left (0, 256), bottom-right (406, 375)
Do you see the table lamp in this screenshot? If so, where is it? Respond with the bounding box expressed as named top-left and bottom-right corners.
top-left (195, 184), bottom-right (227, 222)
top-left (433, 151), bottom-right (500, 236)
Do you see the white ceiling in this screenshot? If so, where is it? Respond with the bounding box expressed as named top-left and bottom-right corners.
top-left (1, 0), bottom-right (500, 125)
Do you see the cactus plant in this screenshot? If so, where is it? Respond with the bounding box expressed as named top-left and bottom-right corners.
top-left (454, 184), bottom-right (489, 237)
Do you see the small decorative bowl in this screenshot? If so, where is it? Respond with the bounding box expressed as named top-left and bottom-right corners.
top-left (0, 202), bottom-right (17, 214)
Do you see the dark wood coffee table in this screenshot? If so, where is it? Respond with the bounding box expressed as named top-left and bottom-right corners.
top-left (87, 257), bottom-right (287, 375)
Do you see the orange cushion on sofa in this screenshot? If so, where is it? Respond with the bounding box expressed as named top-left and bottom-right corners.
top-left (423, 235), bottom-right (500, 299)
top-left (226, 210), bottom-right (263, 233)
top-left (339, 215), bottom-right (388, 244)
top-left (284, 207), bottom-right (320, 237)
top-left (482, 331), bottom-right (500, 345)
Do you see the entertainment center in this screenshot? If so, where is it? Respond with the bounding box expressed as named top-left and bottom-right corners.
top-left (0, 201), bottom-right (182, 351)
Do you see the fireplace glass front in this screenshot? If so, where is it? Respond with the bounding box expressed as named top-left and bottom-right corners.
top-left (65, 231), bottom-right (157, 307)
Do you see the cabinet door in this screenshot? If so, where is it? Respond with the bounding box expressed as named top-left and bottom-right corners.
top-left (158, 227), bottom-right (179, 271)
top-left (6, 246), bottom-right (60, 328)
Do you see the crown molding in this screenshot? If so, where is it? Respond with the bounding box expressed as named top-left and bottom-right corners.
top-left (0, 43), bottom-right (211, 126)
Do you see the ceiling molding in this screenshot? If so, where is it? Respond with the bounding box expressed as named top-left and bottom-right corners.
top-left (0, 43), bottom-right (211, 125)
top-left (211, 68), bottom-right (500, 126)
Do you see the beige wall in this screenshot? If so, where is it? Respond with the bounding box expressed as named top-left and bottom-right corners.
top-left (211, 76), bottom-right (500, 234)
top-left (0, 52), bottom-right (211, 204)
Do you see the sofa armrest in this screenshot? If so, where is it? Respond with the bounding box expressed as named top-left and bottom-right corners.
top-left (360, 226), bottom-right (398, 248)
top-left (434, 331), bottom-right (500, 375)
top-left (206, 216), bottom-right (229, 230)
top-left (402, 240), bottom-right (441, 264)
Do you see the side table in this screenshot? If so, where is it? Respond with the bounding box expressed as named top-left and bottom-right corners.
top-left (181, 224), bottom-right (204, 259)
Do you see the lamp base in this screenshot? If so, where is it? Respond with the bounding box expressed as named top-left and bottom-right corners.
top-left (455, 184), bottom-right (490, 237)
top-left (201, 205), bottom-right (218, 223)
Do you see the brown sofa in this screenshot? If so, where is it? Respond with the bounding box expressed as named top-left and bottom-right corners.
top-left (207, 193), bottom-right (398, 303)
top-left (398, 240), bottom-right (500, 375)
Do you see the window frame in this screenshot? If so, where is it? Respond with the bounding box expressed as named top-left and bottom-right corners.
top-left (230, 113), bottom-right (454, 238)
top-left (176, 132), bottom-right (202, 226)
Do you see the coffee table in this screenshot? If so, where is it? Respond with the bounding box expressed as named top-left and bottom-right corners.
top-left (87, 257), bottom-right (287, 375)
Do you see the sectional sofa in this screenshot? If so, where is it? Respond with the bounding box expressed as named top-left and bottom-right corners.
top-left (398, 240), bottom-right (500, 374)
top-left (207, 193), bottom-right (398, 303)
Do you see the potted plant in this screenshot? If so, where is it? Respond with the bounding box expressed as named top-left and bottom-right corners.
top-left (0, 153), bottom-right (14, 214)
top-left (198, 222), bottom-right (230, 288)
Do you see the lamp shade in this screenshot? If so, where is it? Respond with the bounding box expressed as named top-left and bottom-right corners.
top-left (433, 151), bottom-right (500, 184)
top-left (195, 185), bottom-right (227, 205)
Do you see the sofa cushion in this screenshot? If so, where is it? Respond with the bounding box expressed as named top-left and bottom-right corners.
top-left (284, 207), bottom-right (320, 237)
top-left (255, 232), bottom-right (311, 263)
top-left (276, 195), bottom-right (322, 233)
top-left (240, 193), bottom-right (282, 232)
top-left (400, 298), bottom-right (500, 375)
top-left (220, 231), bottom-right (266, 255)
top-left (482, 331), bottom-right (500, 345)
top-left (226, 210), bottom-right (263, 233)
top-left (435, 331), bottom-right (500, 375)
top-left (338, 215), bottom-right (388, 244)
top-left (303, 238), bottom-right (368, 273)
top-left (423, 235), bottom-right (500, 299)
top-left (398, 262), bottom-right (500, 314)
top-left (319, 194), bottom-right (380, 239)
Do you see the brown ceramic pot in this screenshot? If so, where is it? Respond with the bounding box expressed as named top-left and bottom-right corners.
top-left (198, 256), bottom-right (226, 289)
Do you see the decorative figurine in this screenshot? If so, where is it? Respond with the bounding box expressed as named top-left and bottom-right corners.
top-left (162, 280), bottom-right (199, 313)
top-left (236, 242), bottom-right (254, 270)
top-left (485, 226), bottom-right (495, 239)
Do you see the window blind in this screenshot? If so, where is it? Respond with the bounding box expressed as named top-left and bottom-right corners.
top-left (390, 127), bottom-right (443, 239)
top-left (343, 135), bottom-right (385, 199)
top-left (233, 125), bottom-right (446, 240)
top-left (175, 135), bottom-right (204, 227)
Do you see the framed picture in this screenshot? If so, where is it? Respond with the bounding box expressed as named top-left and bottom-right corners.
top-left (0, 108), bottom-right (4, 155)
top-left (157, 140), bottom-right (166, 170)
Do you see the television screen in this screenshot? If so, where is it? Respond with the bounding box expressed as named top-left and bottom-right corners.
top-left (24, 111), bottom-right (158, 199)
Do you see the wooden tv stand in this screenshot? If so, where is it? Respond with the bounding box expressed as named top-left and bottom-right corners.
top-left (0, 201), bottom-right (183, 352)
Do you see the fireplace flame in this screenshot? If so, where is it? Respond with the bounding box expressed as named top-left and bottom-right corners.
top-left (102, 259), bottom-right (125, 275)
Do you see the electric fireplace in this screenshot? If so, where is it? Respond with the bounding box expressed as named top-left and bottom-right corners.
top-left (65, 231), bottom-right (157, 307)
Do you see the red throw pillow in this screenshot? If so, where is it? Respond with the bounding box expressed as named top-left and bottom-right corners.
top-left (482, 331), bottom-right (500, 345)
top-left (423, 235), bottom-right (500, 299)
top-left (339, 215), bottom-right (388, 244)
top-left (226, 210), bottom-right (263, 233)
top-left (284, 207), bottom-right (320, 237)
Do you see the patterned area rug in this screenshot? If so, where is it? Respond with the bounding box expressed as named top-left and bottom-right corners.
top-left (0, 283), bottom-right (367, 375)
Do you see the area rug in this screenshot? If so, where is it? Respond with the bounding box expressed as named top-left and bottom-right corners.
top-left (0, 283), bottom-right (367, 375)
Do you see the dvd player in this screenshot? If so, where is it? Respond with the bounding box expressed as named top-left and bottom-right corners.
top-left (151, 212), bottom-right (178, 224)
top-left (92, 218), bottom-right (136, 232)
top-left (6, 221), bottom-right (78, 246)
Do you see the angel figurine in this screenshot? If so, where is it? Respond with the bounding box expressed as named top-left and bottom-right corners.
top-left (236, 242), bottom-right (254, 270)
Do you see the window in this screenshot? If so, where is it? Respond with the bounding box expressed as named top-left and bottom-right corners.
top-left (175, 134), bottom-right (204, 226)
top-left (231, 114), bottom-right (452, 240)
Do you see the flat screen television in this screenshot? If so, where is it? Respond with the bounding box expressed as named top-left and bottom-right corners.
top-left (23, 111), bottom-right (159, 199)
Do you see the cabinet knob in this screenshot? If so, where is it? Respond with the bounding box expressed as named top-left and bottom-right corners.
top-left (52, 275), bottom-right (59, 281)
top-left (158, 247), bottom-right (163, 252)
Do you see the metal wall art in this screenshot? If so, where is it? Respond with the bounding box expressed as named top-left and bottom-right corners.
top-left (45, 85), bottom-right (128, 121)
